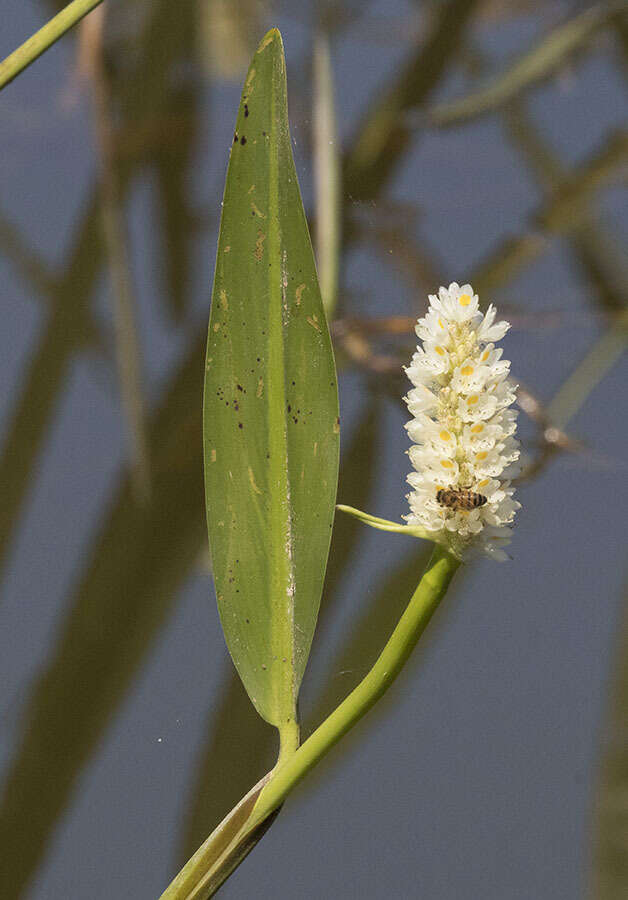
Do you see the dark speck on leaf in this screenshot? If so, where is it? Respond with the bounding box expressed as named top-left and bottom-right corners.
top-left (287, 405), bottom-right (291, 412)
top-left (238, 422), bottom-right (243, 429)
top-left (237, 384), bottom-right (244, 392)
top-left (233, 132), bottom-right (238, 143)
top-left (240, 135), bottom-right (247, 145)
top-left (244, 104), bottom-right (249, 117)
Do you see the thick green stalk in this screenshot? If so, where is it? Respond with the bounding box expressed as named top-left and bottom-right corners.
top-left (0, 0), bottom-right (104, 91)
top-left (160, 543), bottom-right (459, 899)
top-left (252, 544), bottom-right (459, 822)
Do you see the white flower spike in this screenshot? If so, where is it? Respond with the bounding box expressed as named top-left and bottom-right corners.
top-left (404, 283), bottom-right (521, 561)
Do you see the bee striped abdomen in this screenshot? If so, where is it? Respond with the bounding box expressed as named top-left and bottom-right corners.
top-left (436, 488), bottom-right (488, 511)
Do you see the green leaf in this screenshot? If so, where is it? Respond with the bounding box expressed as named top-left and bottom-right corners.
top-left (203, 29), bottom-right (339, 748)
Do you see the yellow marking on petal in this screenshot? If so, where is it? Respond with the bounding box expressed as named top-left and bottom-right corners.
top-left (476, 451), bottom-right (488, 461)
top-left (481, 349), bottom-right (490, 361)
top-left (436, 484), bottom-right (445, 491)
top-left (438, 318), bottom-right (445, 329)
top-left (439, 430), bottom-right (452, 442)
top-left (440, 459), bottom-right (454, 469)
top-left (458, 294), bottom-right (471, 306)
top-left (471, 424), bottom-right (484, 433)
top-left (467, 394), bottom-right (479, 405)
top-left (461, 365), bottom-right (474, 376)
top-left (479, 478), bottom-right (490, 487)
top-left (434, 345), bottom-right (445, 356)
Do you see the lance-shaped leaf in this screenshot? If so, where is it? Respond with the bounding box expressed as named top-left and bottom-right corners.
top-left (203, 29), bottom-right (339, 748)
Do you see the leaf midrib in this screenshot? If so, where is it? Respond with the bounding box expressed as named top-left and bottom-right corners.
top-left (265, 45), bottom-right (297, 739)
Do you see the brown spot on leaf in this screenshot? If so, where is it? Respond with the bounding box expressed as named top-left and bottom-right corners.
top-left (306, 315), bottom-right (321, 332)
top-left (248, 466), bottom-right (263, 495)
top-left (254, 229), bottom-right (266, 261)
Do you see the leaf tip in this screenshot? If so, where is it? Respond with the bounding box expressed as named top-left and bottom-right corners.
top-left (258, 27), bottom-right (283, 54)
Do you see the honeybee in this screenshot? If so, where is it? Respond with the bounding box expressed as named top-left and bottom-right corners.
top-left (436, 486), bottom-right (487, 511)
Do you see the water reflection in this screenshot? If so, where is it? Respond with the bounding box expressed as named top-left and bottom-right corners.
top-left (0, 1), bottom-right (627, 898)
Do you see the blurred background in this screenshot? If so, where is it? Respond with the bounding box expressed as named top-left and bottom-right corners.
top-left (1, 1), bottom-right (627, 897)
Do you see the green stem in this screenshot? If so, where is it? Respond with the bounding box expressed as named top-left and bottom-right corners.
top-left (252, 544), bottom-right (459, 823)
top-left (0, 0), bottom-right (104, 91)
top-left (160, 543), bottom-right (459, 899)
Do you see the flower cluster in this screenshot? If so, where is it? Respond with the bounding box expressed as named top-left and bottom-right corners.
top-left (404, 283), bottom-right (520, 561)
